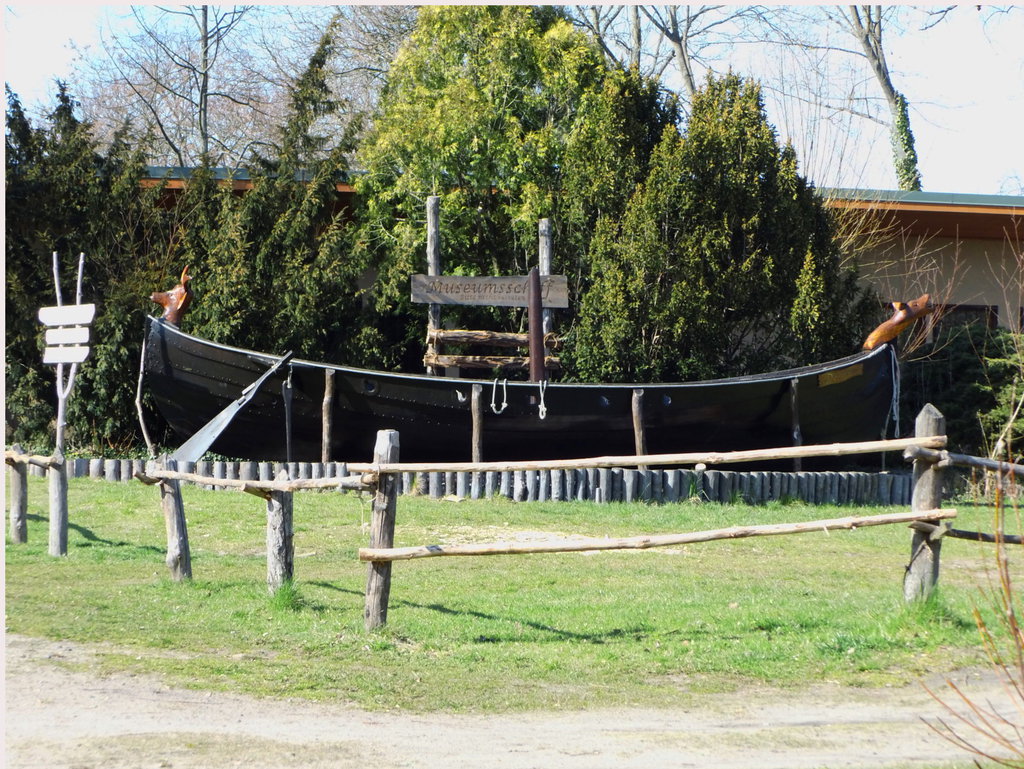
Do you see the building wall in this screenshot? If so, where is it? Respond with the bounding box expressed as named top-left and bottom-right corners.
top-left (855, 234), bottom-right (1022, 332)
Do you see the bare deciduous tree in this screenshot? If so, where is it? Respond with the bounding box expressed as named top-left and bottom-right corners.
top-left (70, 4), bottom-right (415, 167)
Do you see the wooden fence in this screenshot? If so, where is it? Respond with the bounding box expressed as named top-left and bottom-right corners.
top-left (8, 405), bottom-right (1022, 631)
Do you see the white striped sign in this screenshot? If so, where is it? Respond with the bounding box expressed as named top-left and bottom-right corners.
top-left (45, 326), bottom-right (90, 345)
top-left (43, 346), bottom-right (91, 365)
top-left (38, 303), bottom-right (96, 326)
top-left (39, 303), bottom-right (95, 366)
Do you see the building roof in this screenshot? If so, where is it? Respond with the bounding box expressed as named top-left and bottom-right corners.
top-left (820, 188), bottom-right (1023, 240)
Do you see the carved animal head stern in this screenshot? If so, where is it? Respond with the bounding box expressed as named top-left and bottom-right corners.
top-left (862, 293), bottom-right (934, 350)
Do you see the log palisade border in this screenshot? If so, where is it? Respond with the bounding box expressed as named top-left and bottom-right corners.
top-left (8, 406), bottom-right (1022, 631)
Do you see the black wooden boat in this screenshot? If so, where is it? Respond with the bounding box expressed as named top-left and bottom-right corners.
top-left (143, 316), bottom-right (899, 464)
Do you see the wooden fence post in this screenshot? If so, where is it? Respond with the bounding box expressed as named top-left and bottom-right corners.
top-left (9, 444), bottom-right (28, 543)
top-left (904, 404), bottom-right (945, 602)
top-left (365, 430), bottom-right (400, 630)
top-left (48, 449), bottom-right (68, 556)
top-left (266, 468), bottom-right (294, 593)
top-left (159, 456), bottom-right (192, 581)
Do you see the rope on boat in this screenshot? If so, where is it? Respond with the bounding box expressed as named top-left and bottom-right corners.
top-left (889, 344), bottom-right (901, 438)
top-left (537, 380), bottom-right (548, 420)
top-left (490, 378), bottom-right (508, 415)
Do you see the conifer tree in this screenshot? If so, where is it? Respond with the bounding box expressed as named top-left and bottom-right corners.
top-left (570, 74), bottom-right (875, 382)
top-left (5, 85), bottom-right (172, 449)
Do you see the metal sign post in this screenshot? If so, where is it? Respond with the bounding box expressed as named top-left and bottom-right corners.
top-left (39, 252), bottom-right (93, 556)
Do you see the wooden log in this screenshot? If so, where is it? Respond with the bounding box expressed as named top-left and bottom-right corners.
top-left (903, 445), bottom-right (1024, 478)
top-left (427, 328), bottom-right (564, 350)
top-left (485, 471), bottom-right (497, 499)
top-left (611, 468), bottom-right (624, 501)
top-left (526, 470), bottom-right (538, 502)
top-left (103, 458), bottom-right (120, 483)
top-left (9, 444), bottom-right (28, 544)
top-left (360, 509), bottom-right (958, 562)
top-left (598, 468), bottom-right (611, 504)
top-left (538, 469), bottom-right (550, 501)
top-left (624, 469), bottom-right (638, 503)
top-left (471, 471), bottom-right (482, 500)
top-left (364, 430), bottom-right (400, 630)
top-left (945, 528), bottom-right (1024, 545)
top-left (237, 460), bottom-right (256, 481)
top-left (48, 449), bottom-right (68, 556)
top-left (904, 405), bottom-right (946, 602)
top-left (514, 470), bottom-right (526, 501)
top-left (664, 469), bottom-right (680, 503)
top-left (344, 435), bottom-right (947, 475)
top-left (266, 469), bottom-right (294, 594)
top-left (5, 448), bottom-right (58, 469)
top-left (550, 469), bottom-right (563, 502)
top-left (456, 471), bottom-right (468, 500)
top-left (471, 383), bottom-right (483, 464)
top-left (89, 457), bottom-right (103, 478)
top-left (423, 353), bottom-right (561, 371)
top-left (445, 471), bottom-right (455, 498)
top-left (429, 471), bottom-right (442, 499)
top-left (500, 471), bottom-right (512, 499)
top-left (158, 457), bottom-right (191, 581)
top-left (134, 465), bottom-right (374, 493)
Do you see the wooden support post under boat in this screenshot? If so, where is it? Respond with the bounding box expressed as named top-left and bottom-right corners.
top-left (527, 267), bottom-right (545, 383)
top-left (322, 369), bottom-right (335, 463)
top-left (426, 195), bottom-right (442, 376)
top-left (365, 430), bottom-right (400, 630)
top-left (904, 404), bottom-right (945, 602)
top-left (632, 389), bottom-right (648, 470)
top-left (471, 384), bottom-right (484, 463)
top-left (790, 377), bottom-right (802, 472)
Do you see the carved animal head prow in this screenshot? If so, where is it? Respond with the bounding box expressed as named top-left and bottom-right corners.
top-left (150, 266), bottom-right (194, 326)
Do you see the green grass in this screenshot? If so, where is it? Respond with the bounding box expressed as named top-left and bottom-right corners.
top-left (4, 475), bottom-right (1012, 713)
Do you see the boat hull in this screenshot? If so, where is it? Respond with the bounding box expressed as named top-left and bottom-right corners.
top-left (143, 318), bottom-right (897, 464)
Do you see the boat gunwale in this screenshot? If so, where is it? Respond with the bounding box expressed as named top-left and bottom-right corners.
top-left (147, 316), bottom-right (892, 391)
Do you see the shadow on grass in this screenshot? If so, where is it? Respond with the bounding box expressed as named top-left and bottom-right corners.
top-left (308, 580), bottom-right (646, 643)
top-left (22, 513), bottom-right (164, 555)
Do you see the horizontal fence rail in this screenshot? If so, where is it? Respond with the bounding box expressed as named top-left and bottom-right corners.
top-left (359, 509), bottom-right (959, 562)
top-left (9, 454), bottom-right (918, 506)
top-left (344, 435), bottom-right (948, 474)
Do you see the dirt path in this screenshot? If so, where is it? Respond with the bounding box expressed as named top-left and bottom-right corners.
top-left (4, 633), bottom-right (1014, 768)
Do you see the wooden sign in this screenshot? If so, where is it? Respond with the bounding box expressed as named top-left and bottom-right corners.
top-left (38, 302), bottom-right (94, 366)
top-left (411, 275), bottom-right (569, 309)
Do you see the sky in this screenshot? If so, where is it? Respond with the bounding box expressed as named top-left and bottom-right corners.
top-left (3, 3), bottom-right (1023, 197)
